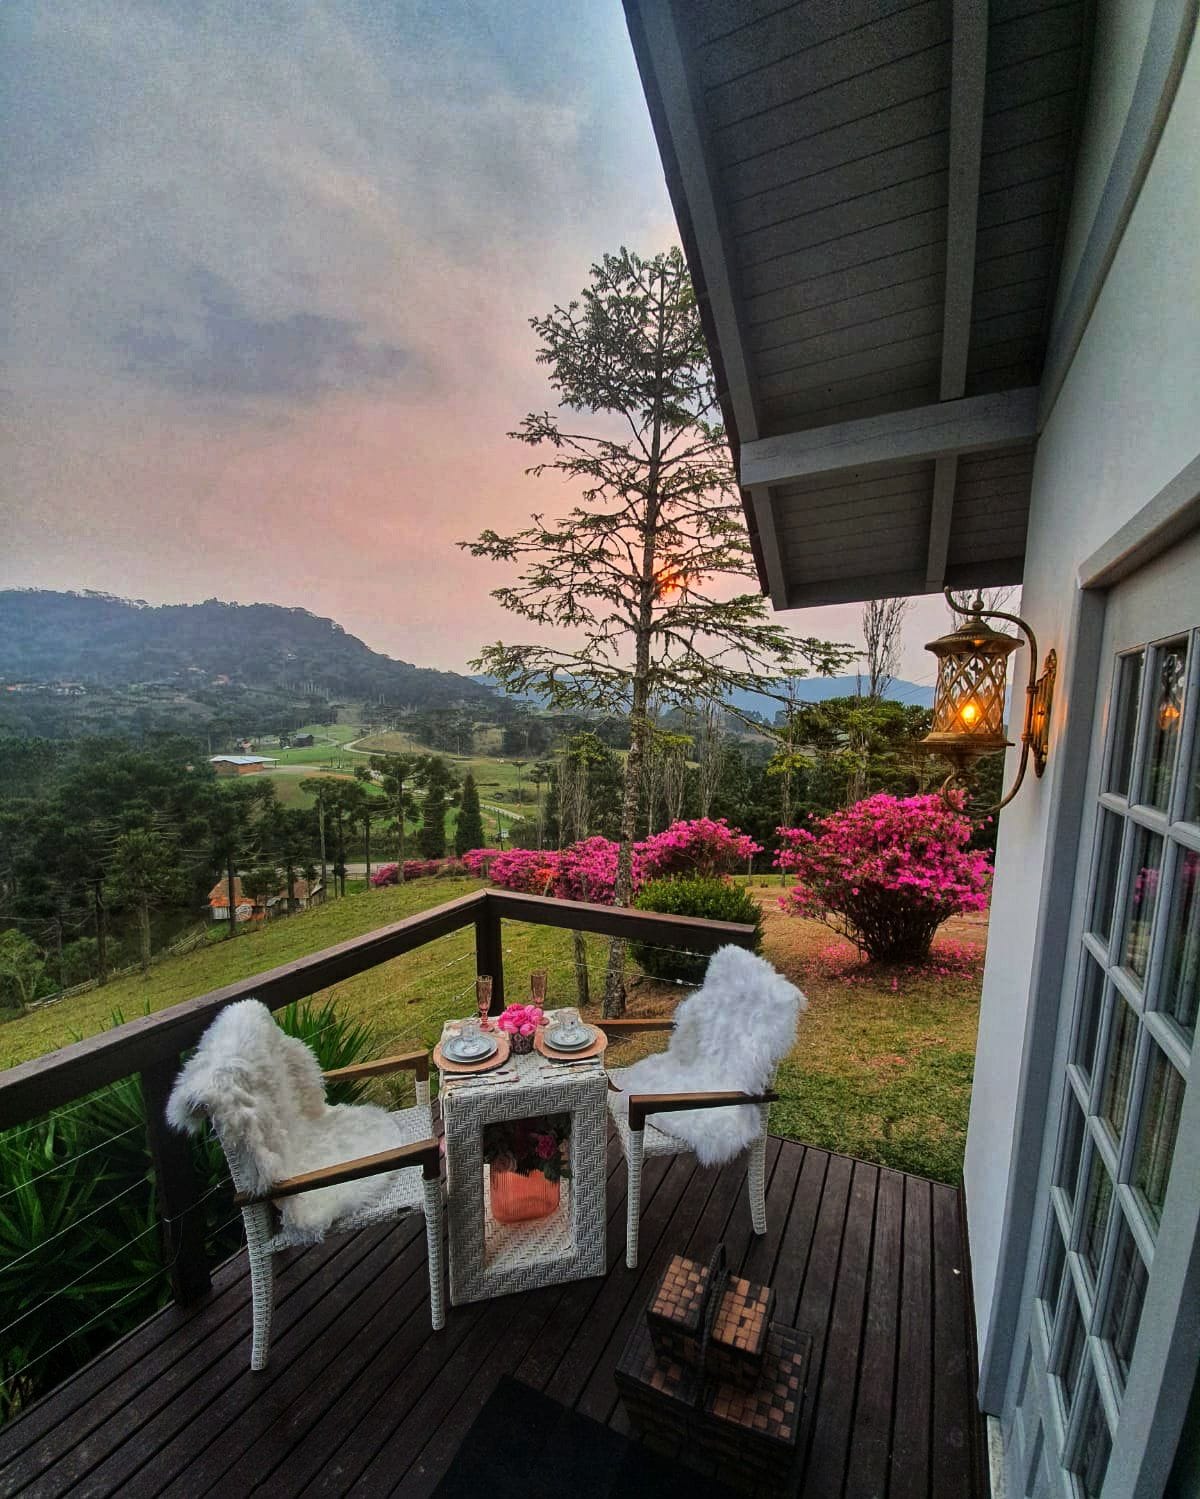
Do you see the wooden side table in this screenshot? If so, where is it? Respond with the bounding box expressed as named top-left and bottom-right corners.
top-left (440, 1049), bottom-right (608, 1305)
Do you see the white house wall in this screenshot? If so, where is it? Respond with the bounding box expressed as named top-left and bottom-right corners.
top-left (965, 18), bottom-right (1200, 1357)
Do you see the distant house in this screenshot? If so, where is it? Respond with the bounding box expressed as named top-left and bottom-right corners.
top-left (292, 733), bottom-right (315, 748)
top-left (207, 876), bottom-right (324, 922)
top-left (209, 755), bottom-right (276, 776)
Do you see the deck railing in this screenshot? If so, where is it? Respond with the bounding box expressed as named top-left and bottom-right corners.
top-left (0, 889), bottom-right (756, 1312)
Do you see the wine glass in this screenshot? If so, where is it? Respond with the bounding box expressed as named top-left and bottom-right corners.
top-left (476, 974), bottom-right (494, 1031)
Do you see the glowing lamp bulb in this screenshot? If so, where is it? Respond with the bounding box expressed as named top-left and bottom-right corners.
top-left (960, 701), bottom-right (981, 727)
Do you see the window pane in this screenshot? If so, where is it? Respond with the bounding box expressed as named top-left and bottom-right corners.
top-left (1099, 997), bottom-right (1137, 1143)
top-left (1107, 651), bottom-right (1144, 796)
top-left (1058, 1295), bottom-right (1088, 1419)
top-left (1134, 1047), bottom-right (1185, 1228)
top-left (1142, 641), bottom-right (1187, 810)
top-left (1081, 1152), bottom-right (1113, 1284)
top-left (1100, 1216), bottom-right (1148, 1387)
top-left (1056, 1089), bottom-right (1087, 1206)
top-left (1160, 846), bottom-right (1200, 1040)
top-left (1073, 954), bottom-right (1107, 1081)
top-left (1089, 809), bottom-right (1124, 945)
top-left (1121, 828), bottom-right (1164, 981)
top-left (1070, 1376), bottom-right (1112, 1499)
top-left (1040, 1216), bottom-right (1067, 1327)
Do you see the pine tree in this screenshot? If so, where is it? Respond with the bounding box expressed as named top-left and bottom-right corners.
top-left (462, 247), bottom-right (851, 1011)
top-left (455, 772), bottom-right (486, 856)
top-left (417, 757), bottom-right (455, 859)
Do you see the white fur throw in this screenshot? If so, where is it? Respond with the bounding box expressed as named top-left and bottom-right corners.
top-left (608, 945), bottom-right (805, 1166)
top-left (166, 999), bottom-right (415, 1241)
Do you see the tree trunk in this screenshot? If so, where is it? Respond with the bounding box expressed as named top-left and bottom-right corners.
top-left (573, 928), bottom-right (590, 1009)
top-left (363, 813), bottom-right (371, 885)
top-left (318, 801), bottom-right (328, 897)
top-left (603, 265), bottom-right (668, 1018)
top-left (226, 858), bottom-right (238, 940)
top-left (93, 882), bottom-right (108, 985)
top-left (286, 861), bottom-right (296, 914)
top-left (137, 898), bottom-right (151, 975)
top-left (397, 787), bottom-right (406, 882)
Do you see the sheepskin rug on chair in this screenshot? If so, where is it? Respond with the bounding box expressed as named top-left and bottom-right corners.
top-left (607, 945), bottom-right (806, 1166)
top-left (167, 999), bottom-right (417, 1241)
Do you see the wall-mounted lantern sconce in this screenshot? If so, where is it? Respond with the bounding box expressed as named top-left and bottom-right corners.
top-left (921, 590), bottom-right (1057, 812)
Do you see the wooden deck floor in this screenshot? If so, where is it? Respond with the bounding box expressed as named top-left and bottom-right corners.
top-left (0, 1135), bottom-right (987, 1498)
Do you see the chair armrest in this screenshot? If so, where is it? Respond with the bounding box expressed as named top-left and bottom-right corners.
top-left (323, 1049), bottom-right (430, 1084)
top-left (627, 1090), bottom-right (778, 1133)
top-left (233, 1136), bottom-right (441, 1206)
top-left (594, 1019), bottom-right (674, 1034)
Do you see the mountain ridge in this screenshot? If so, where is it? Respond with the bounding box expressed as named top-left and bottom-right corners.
top-left (0, 589), bottom-right (492, 707)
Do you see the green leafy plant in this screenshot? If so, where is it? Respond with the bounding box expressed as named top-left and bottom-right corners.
top-left (631, 875), bottom-right (763, 984)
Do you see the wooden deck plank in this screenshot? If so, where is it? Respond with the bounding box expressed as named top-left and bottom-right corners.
top-left (803, 1159), bottom-right (879, 1492)
top-left (789, 1151), bottom-right (854, 1490)
top-left (0, 1251), bottom-right (253, 1471)
top-left (0, 1139), bottom-right (986, 1499)
top-left (148, 1221), bottom-right (431, 1498)
top-left (931, 1182), bottom-right (976, 1499)
top-left (891, 1174), bottom-right (934, 1499)
top-left (72, 1221), bottom-right (421, 1499)
top-left (511, 1155), bottom-right (671, 1394)
top-left (540, 1153), bottom-right (698, 1409)
top-left (843, 1167), bottom-right (905, 1499)
top-left (359, 1152), bottom-right (637, 1499)
top-left (13, 1228), bottom-right (387, 1499)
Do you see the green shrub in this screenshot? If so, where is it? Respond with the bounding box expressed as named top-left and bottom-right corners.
top-left (631, 876), bottom-right (763, 984)
top-left (0, 996), bottom-right (378, 1420)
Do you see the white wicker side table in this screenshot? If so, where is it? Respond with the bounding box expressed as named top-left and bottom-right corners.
top-left (440, 1048), bottom-right (607, 1305)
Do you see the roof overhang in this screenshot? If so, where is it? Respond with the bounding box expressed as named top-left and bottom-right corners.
top-left (623, 0), bottom-right (1094, 609)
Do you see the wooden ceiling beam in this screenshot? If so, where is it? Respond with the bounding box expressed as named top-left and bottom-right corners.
top-left (633, 0), bottom-right (761, 445)
top-left (929, 0), bottom-right (989, 592)
top-left (739, 387), bottom-right (1038, 490)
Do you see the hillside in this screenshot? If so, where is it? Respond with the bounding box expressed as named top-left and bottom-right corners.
top-left (0, 590), bottom-right (493, 728)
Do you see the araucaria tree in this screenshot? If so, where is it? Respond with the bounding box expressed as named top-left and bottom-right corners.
top-left (455, 772), bottom-right (486, 857)
top-left (462, 247), bottom-right (850, 1013)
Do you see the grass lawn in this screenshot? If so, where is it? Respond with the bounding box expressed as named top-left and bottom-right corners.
top-left (2, 879), bottom-right (986, 1185)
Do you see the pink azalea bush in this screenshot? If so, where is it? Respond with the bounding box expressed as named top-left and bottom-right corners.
top-left (637, 818), bottom-right (762, 881)
top-left (465, 818), bottom-right (761, 907)
top-left (776, 792), bottom-right (991, 962)
top-left (461, 848), bottom-right (502, 877)
top-left (369, 857), bottom-right (467, 887)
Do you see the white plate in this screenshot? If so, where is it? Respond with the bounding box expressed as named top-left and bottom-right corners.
top-left (544, 1025), bottom-right (594, 1052)
top-left (444, 1033), bottom-right (498, 1063)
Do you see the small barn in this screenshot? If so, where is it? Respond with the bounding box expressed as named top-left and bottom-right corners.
top-left (209, 755), bottom-right (277, 777)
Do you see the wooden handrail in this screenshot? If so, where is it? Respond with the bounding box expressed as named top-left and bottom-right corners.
top-left (487, 888), bottom-right (756, 947)
top-left (233, 1136), bottom-right (442, 1205)
top-left (323, 1050), bottom-right (431, 1084)
top-left (0, 889), bottom-right (756, 1131)
top-left (627, 1090), bottom-right (779, 1132)
top-left (0, 890), bottom-right (487, 1129)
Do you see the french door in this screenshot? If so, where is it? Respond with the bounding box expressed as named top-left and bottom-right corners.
top-left (1002, 531), bottom-right (1200, 1498)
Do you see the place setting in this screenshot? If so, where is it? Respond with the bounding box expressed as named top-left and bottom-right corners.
top-left (535, 1006), bottom-right (607, 1075)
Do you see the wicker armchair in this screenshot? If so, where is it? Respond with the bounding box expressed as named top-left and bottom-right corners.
top-left (167, 1002), bottom-right (444, 1370)
top-left (598, 946), bottom-right (803, 1270)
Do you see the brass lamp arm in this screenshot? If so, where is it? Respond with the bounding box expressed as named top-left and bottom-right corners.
top-left (942, 589), bottom-right (1057, 812)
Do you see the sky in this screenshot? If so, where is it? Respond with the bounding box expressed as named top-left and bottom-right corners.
top-left (1, 0), bottom-right (951, 691)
